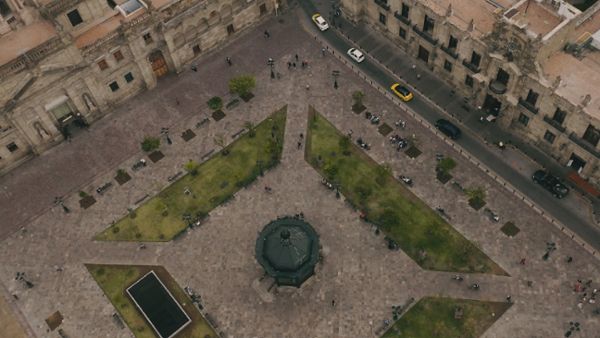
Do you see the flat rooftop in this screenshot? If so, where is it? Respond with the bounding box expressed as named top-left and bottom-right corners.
top-left (505, 0), bottom-right (564, 36)
top-left (74, 9), bottom-right (145, 49)
top-left (0, 21), bottom-right (57, 67)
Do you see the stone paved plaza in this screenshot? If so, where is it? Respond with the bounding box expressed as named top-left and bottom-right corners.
top-left (1, 6), bottom-right (600, 338)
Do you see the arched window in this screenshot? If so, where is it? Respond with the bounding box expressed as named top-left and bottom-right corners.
top-left (107, 0), bottom-right (117, 9)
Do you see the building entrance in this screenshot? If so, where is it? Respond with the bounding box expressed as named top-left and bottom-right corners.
top-left (149, 50), bottom-right (168, 78)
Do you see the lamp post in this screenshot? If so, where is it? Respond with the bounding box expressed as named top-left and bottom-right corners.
top-left (332, 70), bottom-right (340, 89)
top-left (267, 58), bottom-right (275, 79)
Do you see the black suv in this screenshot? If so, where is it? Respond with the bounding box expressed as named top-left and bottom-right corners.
top-left (532, 170), bottom-right (569, 199)
top-left (435, 119), bottom-right (461, 139)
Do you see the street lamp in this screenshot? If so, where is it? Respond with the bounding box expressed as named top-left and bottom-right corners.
top-left (267, 58), bottom-right (275, 79)
top-left (332, 70), bottom-right (340, 89)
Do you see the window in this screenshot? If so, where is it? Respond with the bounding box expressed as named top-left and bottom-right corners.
top-left (553, 108), bottom-right (567, 125)
top-left (0, 0), bottom-right (11, 17)
top-left (470, 51), bottom-right (481, 67)
top-left (113, 50), bottom-right (124, 62)
top-left (109, 81), bottom-right (119, 92)
top-left (398, 27), bottom-right (406, 39)
top-left (582, 124), bottom-right (600, 147)
top-left (67, 9), bottom-right (83, 26)
top-left (124, 72), bottom-right (134, 83)
top-left (496, 68), bottom-right (510, 86)
top-left (192, 44), bottom-right (201, 55)
top-left (465, 75), bottom-right (473, 87)
top-left (543, 130), bottom-right (556, 144)
top-left (107, 0), bottom-right (116, 9)
top-left (525, 89), bottom-right (539, 106)
top-left (401, 3), bottom-right (410, 18)
top-left (447, 35), bottom-right (458, 50)
top-left (423, 15), bottom-right (435, 33)
top-left (518, 113), bottom-right (529, 126)
top-left (417, 45), bottom-right (429, 62)
top-left (97, 59), bottom-right (109, 71)
top-left (443, 60), bottom-right (452, 72)
top-left (379, 13), bottom-right (387, 25)
top-left (259, 3), bottom-right (267, 15)
top-left (227, 24), bottom-right (235, 35)
top-left (6, 142), bottom-right (18, 153)
top-left (143, 32), bottom-right (153, 44)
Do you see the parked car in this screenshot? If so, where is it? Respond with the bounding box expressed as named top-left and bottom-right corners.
top-left (311, 13), bottom-right (329, 31)
top-left (347, 48), bottom-right (365, 63)
top-left (390, 83), bottom-right (414, 102)
top-left (435, 119), bottom-right (461, 140)
top-left (532, 169), bottom-right (569, 199)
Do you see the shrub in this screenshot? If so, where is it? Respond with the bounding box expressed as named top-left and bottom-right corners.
top-left (207, 96), bottom-right (223, 111)
top-left (437, 157), bottom-right (456, 174)
top-left (79, 191), bottom-right (88, 198)
top-left (228, 75), bottom-right (256, 97)
top-left (184, 160), bottom-right (199, 176)
top-left (141, 136), bottom-right (160, 152)
top-left (352, 90), bottom-right (365, 107)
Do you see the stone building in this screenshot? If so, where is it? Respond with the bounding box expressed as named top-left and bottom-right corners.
top-left (0, 0), bottom-right (282, 174)
top-left (342, 0), bottom-right (600, 184)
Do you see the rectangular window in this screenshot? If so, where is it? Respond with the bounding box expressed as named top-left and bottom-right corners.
top-left (582, 124), bottom-right (600, 147)
top-left (0, 0), bottom-right (12, 16)
top-left (109, 81), bottom-right (119, 92)
top-left (553, 108), bottom-right (567, 125)
top-left (143, 32), bottom-right (153, 44)
top-left (259, 3), bottom-right (267, 15)
top-left (470, 51), bottom-right (481, 67)
top-left (443, 60), bottom-right (452, 72)
top-left (124, 72), bottom-right (134, 83)
top-left (448, 35), bottom-right (458, 50)
top-left (97, 59), bottom-right (109, 71)
top-left (518, 113), bottom-right (529, 126)
top-left (423, 15), bottom-right (435, 33)
top-left (67, 9), bottom-right (83, 26)
top-left (525, 89), bottom-right (539, 106)
top-left (398, 27), bottom-right (406, 39)
top-left (113, 50), bottom-right (124, 62)
top-left (379, 13), bottom-right (387, 25)
top-left (496, 68), bottom-right (510, 85)
top-left (6, 142), bottom-right (18, 153)
top-left (543, 130), bottom-right (556, 144)
top-left (192, 44), bottom-right (201, 55)
top-left (226, 24), bottom-right (235, 35)
top-left (401, 3), bottom-right (410, 18)
top-left (417, 45), bottom-right (429, 63)
top-left (465, 75), bottom-right (473, 87)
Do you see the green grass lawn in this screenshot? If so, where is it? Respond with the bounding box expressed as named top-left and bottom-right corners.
top-left (306, 109), bottom-right (505, 274)
top-left (97, 107), bottom-right (286, 241)
top-left (86, 264), bottom-right (217, 338)
top-left (383, 297), bottom-right (511, 338)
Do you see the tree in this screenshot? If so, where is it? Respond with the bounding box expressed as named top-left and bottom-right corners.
top-left (244, 121), bottom-right (256, 138)
top-left (207, 96), bottom-right (223, 111)
top-left (229, 75), bottom-right (256, 98)
top-left (375, 163), bottom-right (392, 186)
top-left (141, 136), bottom-right (160, 152)
top-left (352, 90), bottom-right (365, 107)
top-left (466, 187), bottom-right (486, 202)
top-left (339, 135), bottom-right (351, 155)
top-left (184, 160), bottom-right (199, 176)
top-left (214, 134), bottom-right (228, 155)
top-left (324, 162), bottom-right (338, 181)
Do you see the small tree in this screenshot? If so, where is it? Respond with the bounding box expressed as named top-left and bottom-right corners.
top-left (141, 136), bottom-right (160, 152)
top-left (324, 163), bottom-right (338, 181)
top-left (352, 90), bottom-right (365, 107)
top-left (184, 160), bottom-right (199, 176)
top-left (339, 135), bottom-right (351, 155)
top-left (244, 121), bottom-right (256, 138)
top-left (466, 187), bottom-right (486, 202)
top-left (207, 96), bottom-right (223, 111)
top-left (214, 134), bottom-right (228, 155)
top-left (229, 75), bottom-right (256, 99)
top-left (375, 163), bottom-right (392, 186)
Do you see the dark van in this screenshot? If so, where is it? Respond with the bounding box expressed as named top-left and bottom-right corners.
top-left (435, 119), bottom-right (461, 139)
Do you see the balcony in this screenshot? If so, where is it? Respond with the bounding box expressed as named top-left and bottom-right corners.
top-left (394, 11), bottom-right (411, 25)
top-left (569, 132), bottom-right (600, 159)
top-left (543, 115), bottom-right (566, 133)
top-left (440, 45), bottom-right (458, 59)
top-left (462, 59), bottom-right (480, 73)
top-left (518, 97), bottom-right (539, 114)
top-left (412, 25), bottom-right (438, 46)
top-left (374, 0), bottom-right (391, 11)
top-left (489, 80), bottom-right (507, 95)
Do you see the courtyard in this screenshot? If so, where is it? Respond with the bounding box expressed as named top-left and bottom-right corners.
top-left (0, 5), bottom-right (600, 338)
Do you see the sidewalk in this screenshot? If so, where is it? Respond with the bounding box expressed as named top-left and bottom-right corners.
top-left (324, 6), bottom-right (600, 224)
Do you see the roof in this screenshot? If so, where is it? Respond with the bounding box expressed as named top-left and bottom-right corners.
top-left (509, 0), bottom-right (564, 36)
top-left (0, 21), bottom-right (57, 66)
top-left (74, 8), bottom-right (145, 49)
top-left (255, 217), bottom-right (320, 287)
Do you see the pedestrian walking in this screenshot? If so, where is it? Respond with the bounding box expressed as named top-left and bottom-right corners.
top-left (191, 65), bottom-right (198, 72)
top-left (293, 62), bottom-right (296, 68)
top-left (306, 84), bottom-right (310, 90)
top-left (295, 54), bottom-right (299, 61)
top-left (297, 141), bottom-right (302, 149)
top-left (264, 30), bottom-right (270, 38)
top-left (299, 133), bottom-right (304, 139)
top-left (288, 61), bottom-right (292, 69)
top-left (226, 57), bottom-right (232, 66)
top-left (506, 295), bottom-right (512, 303)
top-left (519, 258), bottom-right (526, 265)
top-left (567, 256), bottom-right (573, 263)
top-left (416, 74), bottom-right (421, 80)
top-left (411, 64), bottom-right (416, 70)
top-left (331, 299), bottom-right (336, 307)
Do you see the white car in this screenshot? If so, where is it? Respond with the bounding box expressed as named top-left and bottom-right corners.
top-left (312, 13), bottom-right (329, 31)
top-left (347, 48), bottom-right (365, 63)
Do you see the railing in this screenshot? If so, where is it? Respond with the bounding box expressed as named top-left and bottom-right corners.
top-left (543, 115), bottom-right (566, 133)
top-left (82, 30), bottom-right (123, 55)
top-left (0, 37), bottom-right (63, 80)
top-left (124, 12), bottom-right (152, 29)
top-left (569, 132), bottom-right (600, 159)
top-left (440, 45), bottom-right (458, 59)
top-left (488, 80), bottom-right (507, 95)
top-left (45, 0), bottom-right (84, 16)
top-left (461, 59), bottom-right (480, 73)
top-left (394, 11), bottom-right (411, 25)
top-left (374, 0), bottom-right (391, 11)
top-left (518, 97), bottom-right (539, 114)
top-left (412, 25), bottom-right (438, 46)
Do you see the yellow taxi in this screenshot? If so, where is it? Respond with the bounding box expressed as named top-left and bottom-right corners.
top-left (390, 83), bottom-right (414, 102)
top-left (311, 13), bottom-right (329, 31)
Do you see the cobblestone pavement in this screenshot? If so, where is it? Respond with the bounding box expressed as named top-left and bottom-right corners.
top-left (1, 7), bottom-right (600, 338)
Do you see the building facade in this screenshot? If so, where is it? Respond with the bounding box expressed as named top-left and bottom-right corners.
top-left (0, 0), bottom-right (283, 174)
top-left (342, 0), bottom-right (600, 184)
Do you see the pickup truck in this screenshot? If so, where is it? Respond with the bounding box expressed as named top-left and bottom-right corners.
top-left (532, 170), bottom-right (569, 199)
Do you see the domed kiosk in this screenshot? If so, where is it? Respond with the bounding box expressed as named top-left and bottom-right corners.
top-left (255, 217), bottom-right (320, 287)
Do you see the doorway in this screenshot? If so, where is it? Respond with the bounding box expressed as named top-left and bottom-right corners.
top-left (482, 94), bottom-right (502, 116)
top-left (417, 45), bottom-right (429, 63)
top-left (567, 153), bottom-right (586, 173)
top-left (149, 50), bottom-right (168, 78)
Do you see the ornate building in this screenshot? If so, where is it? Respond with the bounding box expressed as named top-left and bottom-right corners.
top-left (0, 0), bottom-right (282, 174)
top-left (342, 0), bottom-right (600, 184)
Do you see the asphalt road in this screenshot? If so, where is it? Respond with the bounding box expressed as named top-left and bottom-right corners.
top-left (298, 0), bottom-right (600, 251)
